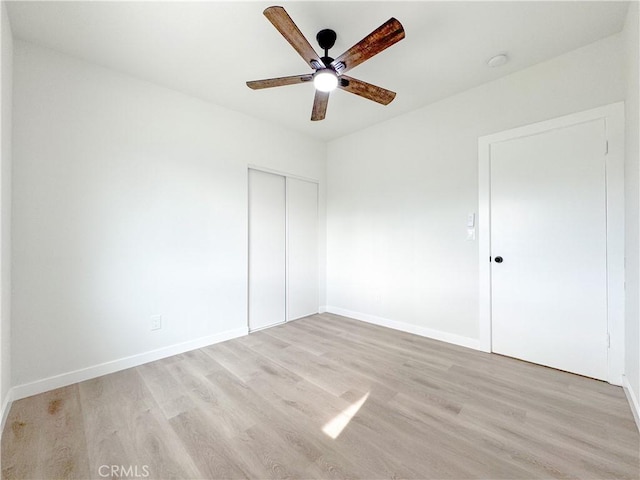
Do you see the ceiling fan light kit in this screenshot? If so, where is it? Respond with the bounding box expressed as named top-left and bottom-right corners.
top-left (246, 6), bottom-right (405, 121)
top-left (313, 69), bottom-right (338, 92)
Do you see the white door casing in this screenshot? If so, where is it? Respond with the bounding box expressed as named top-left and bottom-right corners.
top-left (478, 102), bottom-right (625, 385)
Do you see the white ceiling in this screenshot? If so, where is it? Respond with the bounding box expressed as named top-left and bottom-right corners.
top-left (7, 1), bottom-right (629, 141)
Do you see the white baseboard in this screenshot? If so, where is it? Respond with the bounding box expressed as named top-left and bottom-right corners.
top-left (324, 306), bottom-right (481, 351)
top-left (11, 327), bottom-right (248, 402)
top-left (318, 305), bottom-right (327, 314)
top-left (0, 388), bottom-right (13, 439)
top-left (622, 374), bottom-right (640, 432)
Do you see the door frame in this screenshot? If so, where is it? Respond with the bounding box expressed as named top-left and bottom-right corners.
top-left (478, 102), bottom-right (625, 385)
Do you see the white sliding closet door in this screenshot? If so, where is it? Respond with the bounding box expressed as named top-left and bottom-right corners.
top-left (287, 178), bottom-right (319, 320)
top-left (248, 169), bottom-right (286, 331)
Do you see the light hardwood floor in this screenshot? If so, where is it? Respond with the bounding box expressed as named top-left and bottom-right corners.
top-left (2, 313), bottom-right (639, 479)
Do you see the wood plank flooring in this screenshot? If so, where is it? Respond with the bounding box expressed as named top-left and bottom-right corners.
top-left (2, 313), bottom-right (639, 479)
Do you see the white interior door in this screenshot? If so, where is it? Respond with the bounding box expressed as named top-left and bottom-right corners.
top-left (490, 119), bottom-right (608, 380)
top-left (287, 178), bottom-right (319, 320)
top-left (248, 169), bottom-right (286, 331)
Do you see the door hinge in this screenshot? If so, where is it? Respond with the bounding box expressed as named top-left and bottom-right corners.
top-left (607, 333), bottom-right (610, 348)
top-left (605, 140), bottom-right (609, 155)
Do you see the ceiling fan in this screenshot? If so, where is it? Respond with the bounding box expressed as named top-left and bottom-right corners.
top-left (246, 6), bottom-right (405, 121)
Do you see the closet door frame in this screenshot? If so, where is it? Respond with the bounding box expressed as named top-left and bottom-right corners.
top-left (247, 165), bottom-right (320, 331)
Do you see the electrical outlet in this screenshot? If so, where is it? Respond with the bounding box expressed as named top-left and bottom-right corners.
top-left (466, 228), bottom-right (476, 241)
top-left (150, 315), bottom-right (162, 331)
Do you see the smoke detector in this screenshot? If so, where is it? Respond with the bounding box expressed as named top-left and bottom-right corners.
top-left (487, 53), bottom-right (509, 68)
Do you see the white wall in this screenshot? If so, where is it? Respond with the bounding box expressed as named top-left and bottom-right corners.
top-left (7, 14), bottom-right (637, 415)
top-left (326, 34), bottom-right (625, 345)
top-left (0, 1), bottom-right (12, 419)
top-left (623, 1), bottom-right (640, 418)
top-left (11, 40), bottom-right (326, 389)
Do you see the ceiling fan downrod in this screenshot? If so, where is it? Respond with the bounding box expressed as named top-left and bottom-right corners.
top-left (316, 29), bottom-right (337, 66)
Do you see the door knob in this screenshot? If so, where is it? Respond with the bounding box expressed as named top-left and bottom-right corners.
top-left (494, 256), bottom-right (503, 263)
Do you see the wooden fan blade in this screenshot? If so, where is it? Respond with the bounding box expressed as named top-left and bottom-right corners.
top-left (247, 74), bottom-right (313, 90)
top-left (330, 18), bottom-right (405, 74)
top-left (311, 90), bottom-right (330, 121)
top-left (264, 6), bottom-right (323, 69)
top-left (338, 76), bottom-right (396, 105)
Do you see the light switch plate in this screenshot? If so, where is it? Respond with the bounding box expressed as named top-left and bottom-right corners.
top-left (467, 213), bottom-right (476, 228)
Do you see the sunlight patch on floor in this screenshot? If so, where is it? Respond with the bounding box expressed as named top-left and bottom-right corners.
top-left (322, 392), bottom-right (370, 439)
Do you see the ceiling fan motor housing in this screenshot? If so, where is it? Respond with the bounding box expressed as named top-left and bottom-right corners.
top-left (316, 29), bottom-right (337, 50)
top-left (317, 29), bottom-right (337, 66)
